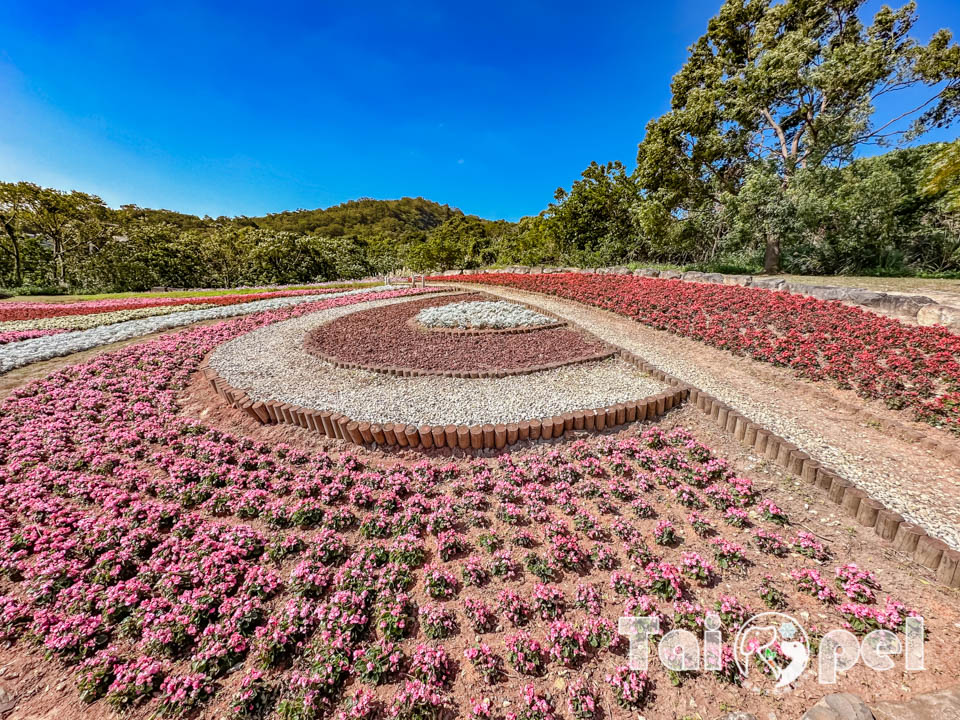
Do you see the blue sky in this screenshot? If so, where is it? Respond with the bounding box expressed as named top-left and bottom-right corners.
top-left (1, 0), bottom-right (958, 221)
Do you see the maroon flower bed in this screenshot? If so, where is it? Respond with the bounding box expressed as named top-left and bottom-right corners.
top-left (305, 294), bottom-right (612, 375)
top-left (438, 273), bottom-right (960, 433)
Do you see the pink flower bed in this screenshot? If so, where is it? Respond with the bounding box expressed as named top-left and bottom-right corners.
top-left (0, 288), bottom-right (350, 322)
top-left (0, 328), bottom-right (68, 345)
top-left (0, 282), bottom-right (929, 717)
top-left (439, 273), bottom-right (960, 432)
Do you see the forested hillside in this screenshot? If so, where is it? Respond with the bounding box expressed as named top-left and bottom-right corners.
top-left (2, 0), bottom-right (960, 292)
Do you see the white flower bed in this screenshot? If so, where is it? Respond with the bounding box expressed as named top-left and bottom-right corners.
top-left (416, 300), bottom-right (553, 329)
top-left (0, 303), bottom-right (210, 332)
top-left (0, 286), bottom-right (393, 374)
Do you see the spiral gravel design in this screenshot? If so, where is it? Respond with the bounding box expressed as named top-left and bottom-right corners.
top-left (209, 294), bottom-right (667, 426)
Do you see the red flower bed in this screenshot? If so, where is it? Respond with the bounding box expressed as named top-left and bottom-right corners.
top-left (441, 273), bottom-right (960, 432)
top-left (0, 288), bottom-right (348, 322)
top-left (304, 293), bottom-right (612, 375)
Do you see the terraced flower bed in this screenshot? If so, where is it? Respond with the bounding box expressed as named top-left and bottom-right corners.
top-left (0, 303), bottom-right (211, 332)
top-left (443, 273), bottom-right (960, 433)
top-left (1, 279), bottom-right (958, 720)
top-left (304, 293), bottom-right (611, 376)
top-left (2, 306), bottom-right (953, 720)
top-left (0, 288), bottom-right (356, 322)
top-left (0, 286), bottom-right (407, 374)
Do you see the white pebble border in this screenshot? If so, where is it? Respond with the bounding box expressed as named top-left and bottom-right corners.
top-left (208, 294), bottom-right (667, 426)
top-left (415, 300), bottom-right (553, 329)
top-left (0, 303), bottom-right (211, 332)
top-left (467, 284), bottom-right (960, 550)
top-left (0, 286), bottom-right (394, 375)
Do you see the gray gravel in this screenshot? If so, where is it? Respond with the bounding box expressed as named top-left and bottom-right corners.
top-left (463, 284), bottom-right (960, 551)
top-left (209, 294), bottom-right (667, 426)
top-left (0, 286), bottom-right (390, 375)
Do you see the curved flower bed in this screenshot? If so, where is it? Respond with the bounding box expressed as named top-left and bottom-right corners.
top-left (0, 303), bottom-right (210, 333)
top-left (305, 293), bottom-right (612, 376)
top-left (442, 273), bottom-right (960, 433)
top-left (0, 286), bottom-right (400, 374)
top-left (416, 300), bottom-right (554, 330)
top-left (0, 287), bottom-right (350, 322)
top-left (0, 286), bottom-right (948, 719)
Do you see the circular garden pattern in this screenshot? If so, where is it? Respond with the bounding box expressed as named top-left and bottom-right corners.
top-left (206, 292), bottom-right (675, 445)
top-left (304, 293), bottom-right (611, 376)
top-left (0, 280), bottom-right (958, 720)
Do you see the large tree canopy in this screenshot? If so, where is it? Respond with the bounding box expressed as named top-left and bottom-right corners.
top-left (636, 0), bottom-right (960, 271)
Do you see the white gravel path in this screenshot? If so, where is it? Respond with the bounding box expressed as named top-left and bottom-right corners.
top-left (208, 294), bottom-right (667, 426)
top-left (458, 283), bottom-right (960, 551)
top-left (0, 286), bottom-right (392, 375)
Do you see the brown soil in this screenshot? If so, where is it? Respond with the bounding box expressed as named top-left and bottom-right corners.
top-left (304, 293), bottom-right (611, 374)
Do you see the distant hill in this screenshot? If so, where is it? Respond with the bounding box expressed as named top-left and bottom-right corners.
top-left (245, 197), bottom-right (464, 238)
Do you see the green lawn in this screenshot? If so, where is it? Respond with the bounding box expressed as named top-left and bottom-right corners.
top-left (3, 281), bottom-right (383, 303)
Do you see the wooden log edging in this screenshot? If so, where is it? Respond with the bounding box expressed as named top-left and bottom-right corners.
top-left (685, 385), bottom-right (960, 588)
top-left (198, 349), bottom-right (690, 455)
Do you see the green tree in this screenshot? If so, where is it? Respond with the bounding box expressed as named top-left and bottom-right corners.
top-left (637, 0), bottom-right (960, 272)
top-left (546, 161), bottom-right (639, 265)
top-left (923, 139), bottom-right (960, 211)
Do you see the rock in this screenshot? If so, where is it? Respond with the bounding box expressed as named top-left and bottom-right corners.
top-left (795, 285), bottom-right (850, 301)
top-left (803, 693), bottom-right (874, 720)
top-left (917, 303), bottom-right (960, 330)
top-left (636, 268), bottom-right (661, 277)
top-left (871, 684), bottom-right (960, 720)
top-left (682, 271), bottom-right (724, 283)
top-left (723, 274), bottom-right (753, 286)
top-left (844, 290), bottom-right (887, 305)
top-left (752, 277), bottom-right (787, 290)
top-left (660, 270), bottom-right (682, 280)
top-left (856, 293), bottom-right (934, 319)
top-left (725, 713), bottom-right (759, 720)
top-left (0, 686), bottom-right (15, 716)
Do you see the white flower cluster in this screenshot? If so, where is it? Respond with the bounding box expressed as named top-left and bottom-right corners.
top-left (416, 300), bottom-right (553, 329)
top-left (0, 303), bottom-right (210, 332)
top-left (0, 286), bottom-right (393, 374)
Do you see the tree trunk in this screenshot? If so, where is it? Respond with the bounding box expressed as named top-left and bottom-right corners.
top-left (0, 214), bottom-right (23, 286)
top-left (54, 236), bottom-right (66, 286)
top-left (763, 233), bottom-right (781, 274)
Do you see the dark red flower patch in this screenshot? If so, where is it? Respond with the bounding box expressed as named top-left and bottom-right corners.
top-left (439, 273), bottom-right (960, 432)
top-left (304, 293), bottom-right (612, 374)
